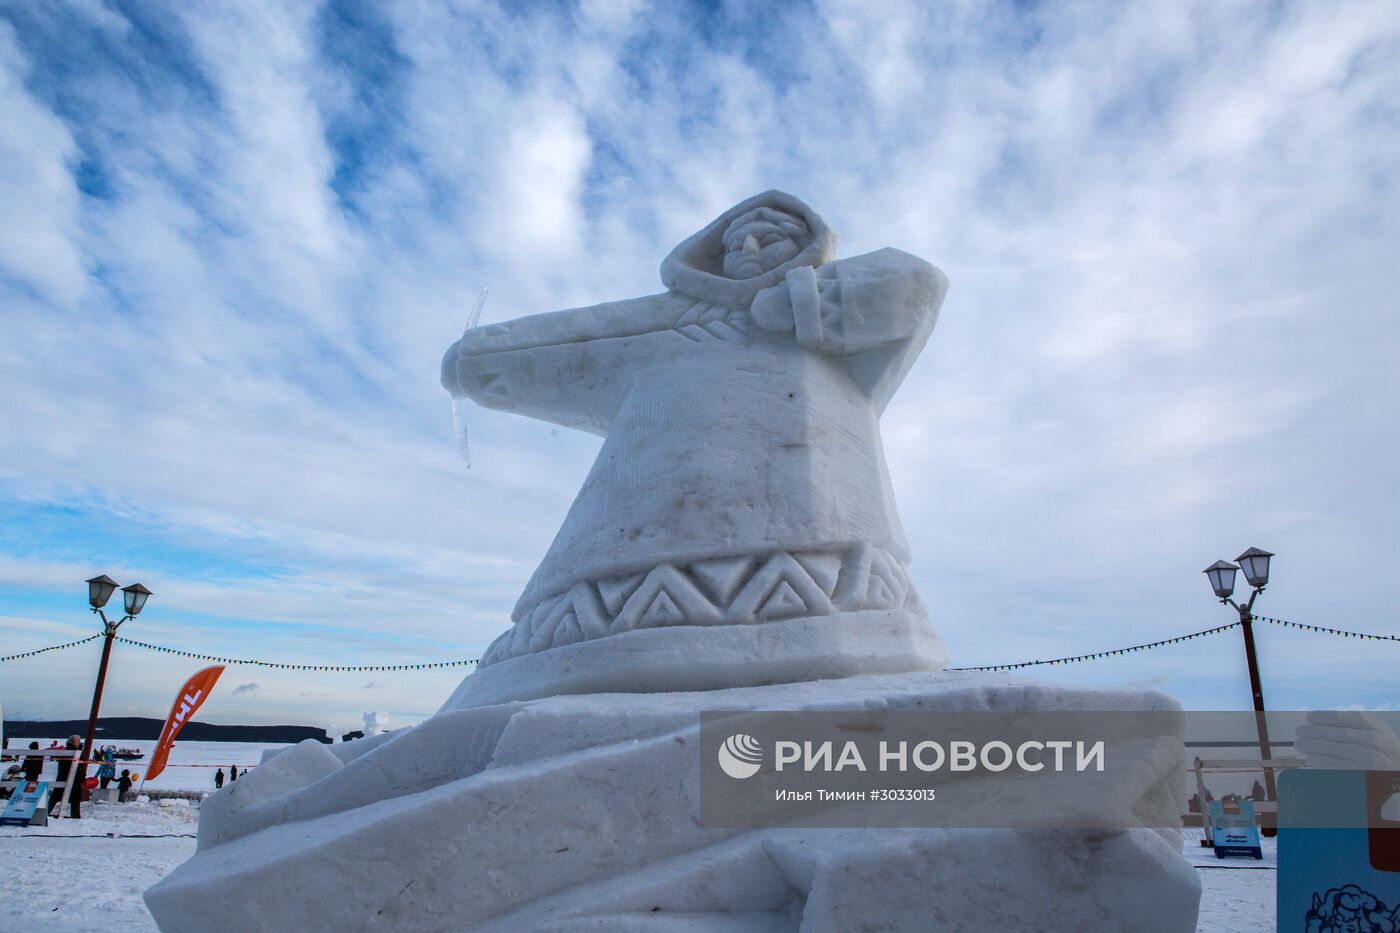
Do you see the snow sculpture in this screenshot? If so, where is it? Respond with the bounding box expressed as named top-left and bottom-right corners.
top-left (1295, 710), bottom-right (1400, 770)
top-left (440, 190), bottom-right (949, 706)
top-left (145, 192), bottom-right (1203, 932)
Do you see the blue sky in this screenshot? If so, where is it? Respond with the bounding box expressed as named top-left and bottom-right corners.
top-left (2, 0), bottom-right (1398, 732)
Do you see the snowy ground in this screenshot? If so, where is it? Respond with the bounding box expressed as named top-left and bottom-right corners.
top-left (3, 802), bottom-right (1275, 932)
top-left (3, 797), bottom-right (198, 932)
top-left (1189, 832), bottom-right (1279, 933)
top-left (2, 738), bottom-right (276, 931)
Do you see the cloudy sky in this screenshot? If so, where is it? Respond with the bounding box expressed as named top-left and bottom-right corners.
top-left (2, 0), bottom-right (1397, 733)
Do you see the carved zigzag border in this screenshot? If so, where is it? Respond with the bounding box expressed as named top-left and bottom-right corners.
top-left (480, 542), bottom-right (919, 666)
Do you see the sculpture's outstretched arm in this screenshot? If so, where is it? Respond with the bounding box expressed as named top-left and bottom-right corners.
top-left (440, 293), bottom-right (679, 436)
top-left (752, 247), bottom-right (948, 410)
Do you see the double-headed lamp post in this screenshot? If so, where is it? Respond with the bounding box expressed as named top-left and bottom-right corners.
top-left (82, 575), bottom-right (152, 772)
top-left (1203, 547), bottom-right (1277, 806)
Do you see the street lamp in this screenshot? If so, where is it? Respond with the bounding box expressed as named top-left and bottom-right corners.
top-left (87, 574), bottom-right (118, 609)
top-left (122, 583), bottom-right (152, 617)
top-left (1202, 547), bottom-right (1278, 821)
top-left (1203, 560), bottom-right (1238, 600)
top-left (81, 575), bottom-right (153, 784)
top-left (1236, 547), bottom-right (1272, 589)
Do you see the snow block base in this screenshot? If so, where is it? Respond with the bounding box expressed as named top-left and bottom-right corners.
top-left (145, 672), bottom-right (1201, 932)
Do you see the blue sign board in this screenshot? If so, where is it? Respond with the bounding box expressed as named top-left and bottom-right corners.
top-left (1278, 769), bottom-right (1400, 933)
top-left (1, 780), bottom-right (49, 826)
top-left (1209, 797), bottom-right (1263, 859)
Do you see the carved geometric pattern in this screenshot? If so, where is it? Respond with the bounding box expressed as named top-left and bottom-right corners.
top-left (690, 556), bottom-right (755, 606)
top-left (726, 552), bottom-right (834, 621)
top-left (671, 301), bottom-right (749, 343)
top-left (612, 564), bottom-right (722, 633)
top-left (597, 573), bottom-right (645, 617)
top-left (479, 543), bottom-right (921, 667)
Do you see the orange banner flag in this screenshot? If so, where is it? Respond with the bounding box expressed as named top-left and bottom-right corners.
top-left (144, 665), bottom-right (224, 782)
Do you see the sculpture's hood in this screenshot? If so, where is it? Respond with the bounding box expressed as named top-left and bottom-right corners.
top-left (660, 190), bottom-right (837, 308)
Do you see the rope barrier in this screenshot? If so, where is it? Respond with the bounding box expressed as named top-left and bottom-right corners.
top-left (111, 636), bottom-right (480, 672)
top-left (3, 615), bottom-right (1394, 673)
top-left (2, 748), bottom-right (312, 768)
top-left (947, 622), bottom-right (1243, 672)
top-left (16, 833), bottom-right (197, 839)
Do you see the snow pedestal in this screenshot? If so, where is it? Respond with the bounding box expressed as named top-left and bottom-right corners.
top-left (144, 672), bottom-right (1200, 931)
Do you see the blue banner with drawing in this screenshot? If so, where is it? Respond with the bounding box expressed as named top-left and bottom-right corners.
top-left (1, 780), bottom-right (49, 826)
top-left (1278, 769), bottom-right (1400, 933)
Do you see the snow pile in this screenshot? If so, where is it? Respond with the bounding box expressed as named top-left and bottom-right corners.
top-left (146, 673), bottom-right (1204, 931)
top-left (0, 725), bottom-right (1283, 930)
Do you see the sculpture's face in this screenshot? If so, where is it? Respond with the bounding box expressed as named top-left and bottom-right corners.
top-left (721, 207), bottom-right (811, 280)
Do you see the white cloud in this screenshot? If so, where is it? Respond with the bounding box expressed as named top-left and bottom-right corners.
top-left (0, 23), bottom-right (86, 307)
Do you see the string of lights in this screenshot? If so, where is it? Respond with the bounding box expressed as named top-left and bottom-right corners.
top-left (1256, 615), bottom-right (1400, 642)
top-left (109, 636), bottom-right (481, 672)
top-left (946, 622), bottom-right (1244, 672)
top-left (0, 633), bottom-right (100, 663)
top-left (3, 616), bottom-right (1395, 670)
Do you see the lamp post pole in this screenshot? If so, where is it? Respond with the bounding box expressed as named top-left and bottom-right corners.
top-left (80, 577), bottom-right (151, 773)
top-left (1233, 591), bottom-right (1276, 803)
top-left (81, 610), bottom-right (123, 769)
top-left (1203, 547), bottom-right (1277, 834)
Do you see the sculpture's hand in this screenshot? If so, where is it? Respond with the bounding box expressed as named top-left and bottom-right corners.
top-left (1295, 710), bottom-right (1400, 770)
top-left (751, 283), bottom-right (795, 333)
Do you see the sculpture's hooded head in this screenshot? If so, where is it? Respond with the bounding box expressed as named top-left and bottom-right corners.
top-left (661, 190), bottom-right (837, 308)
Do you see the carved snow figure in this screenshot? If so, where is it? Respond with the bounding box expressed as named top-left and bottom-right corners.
top-left (145, 192), bottom-right (1202, 933)
top-left (440, 190), bottom-right (949, 706)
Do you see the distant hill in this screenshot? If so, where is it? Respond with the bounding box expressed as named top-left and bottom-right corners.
top-left (3, 716), bottom-right (331, 745)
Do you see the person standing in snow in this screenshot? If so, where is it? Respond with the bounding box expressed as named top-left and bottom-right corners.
top-left (116, 769), bottom-right (133, 802)
top-left (215, 768), bottom-right (224, 788)
top-left (48, 735), bottom-right (84, 819)
top-left (97, 746), bottom-right (116, 790)
top-left (229, 765), bottom-right (238, 782)
top-left (21, 741), bottom-right (43, 783)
